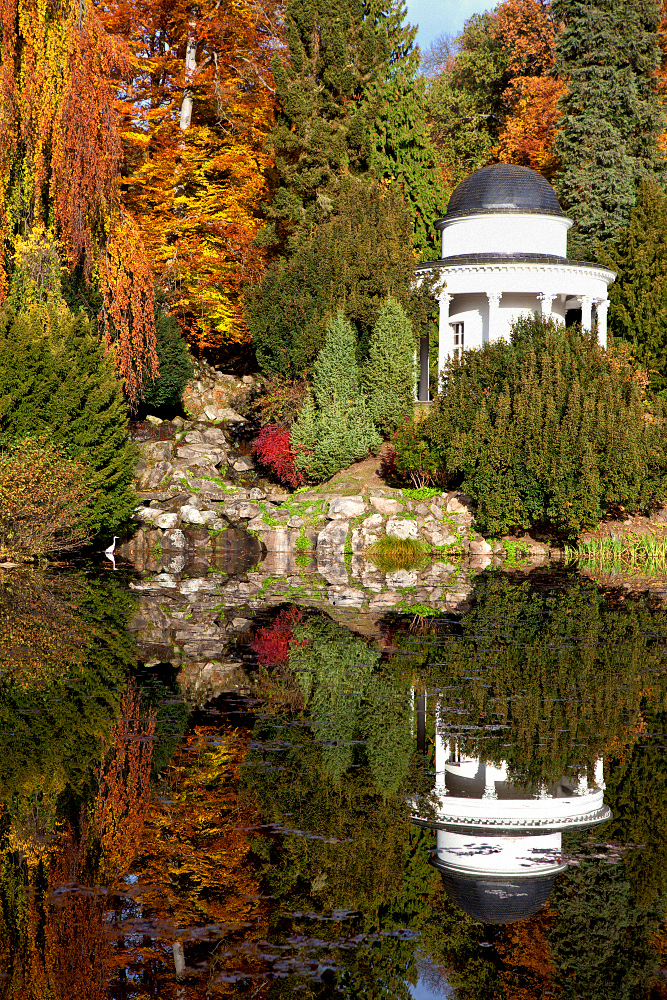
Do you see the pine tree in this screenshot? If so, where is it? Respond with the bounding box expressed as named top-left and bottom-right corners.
top-left (604, 181), bottom-right (667, 390)
top-left (265, 0), bottom-right (417, 249)
top-left (363, 296), bottom-right (416, 434)
top-left (312, 311), bottom-right (360, 409)
top-left (552, 0), bottom-right (666, 258)
top-left (0, 304), bottom-right (136, 534)
top-left (368, 64), bottom-right (448, 257)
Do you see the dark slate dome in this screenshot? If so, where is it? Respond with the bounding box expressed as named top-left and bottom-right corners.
top-left (438, 871), bottom-right (555, 925)
top-left (443, 164), bottom-right (564, 220)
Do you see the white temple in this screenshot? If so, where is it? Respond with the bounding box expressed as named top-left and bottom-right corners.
top-left (415, 164), bottom-right (617, 400)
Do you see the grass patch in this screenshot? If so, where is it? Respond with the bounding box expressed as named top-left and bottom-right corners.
top-left (366, 536), bottom-right (431, 571)
top-left (295, 533), bottom-right (311, 551)
top-left (565, 533), bottom-right (667, 572)
top-left (401, 487), bottom-right (443, 502)
top-left (295, 551), bottom-right (312, 568)
top-left (502, 539), bottom-right (529, 565)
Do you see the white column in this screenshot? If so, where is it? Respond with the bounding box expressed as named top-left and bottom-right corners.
top-left (581, 295), bottom-right (593, 331)
top-left (486, 292), bottom-right (501, 343)
top-left (577, 772), bottom-right (589, 795)
top-left (594, 757), bottom-right (605, 790)
top-left (437, 292), bottom-right (452, 387)
top-left (434, 708), bottom-right (448, 794)
top-left (483, 763), bottom-right (498, 800)
top-left (596, 299), bottom-right (609, 349)
top-left (538, 293), bottom-right (556, 318)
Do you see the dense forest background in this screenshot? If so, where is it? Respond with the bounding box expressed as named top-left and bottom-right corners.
top-left (2, 0), bottom-right (667, 391)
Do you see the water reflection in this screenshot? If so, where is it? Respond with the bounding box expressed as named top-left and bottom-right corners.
top-left (414, 744), bottom-right (610, 924)
top-left (2, 566), bottom-right (667, 996)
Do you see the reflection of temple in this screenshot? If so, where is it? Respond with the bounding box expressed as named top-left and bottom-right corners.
top-left (412, 707), bottom-right (612, 924)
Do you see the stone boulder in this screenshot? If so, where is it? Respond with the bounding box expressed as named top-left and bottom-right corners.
top-left (328, 496), bottom-right (366, 519)
top-left (369, 496), bottom-right (402, 515)
top-left (385, 517), bottom-right (419, 540)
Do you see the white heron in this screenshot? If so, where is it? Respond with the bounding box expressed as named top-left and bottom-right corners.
top-left (105, 536), bottom-right (119, 556)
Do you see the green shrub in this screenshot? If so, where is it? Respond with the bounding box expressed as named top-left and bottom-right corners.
top-left (363, 297), bottom-right (417, 434)
top-left (392, 418), bottom-right (444, 488)
top-left (0, 303), bottom-right (137, 534)
top-left (0, 437), bottom-right (96, 556)
top-left (141, 311), bottom-right (194, 411)
top-left (426, 315), bottom-right (667, 538)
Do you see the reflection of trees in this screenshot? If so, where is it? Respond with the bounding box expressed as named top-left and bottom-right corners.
top-left (103, 726), bottom-right (269, 996)
top-left (549, 854), bottom-right (662, 1000)
top-left (286, 613), bottom-right (414, 796)
top-left (398, 574), bottom-right (667, 786)
top-left (0, 570), bottom-right (137, 830)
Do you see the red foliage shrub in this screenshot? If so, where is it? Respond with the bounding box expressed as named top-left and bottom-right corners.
top-left (252, 423), bottom-right (305, 488)
top-left (252, 606), bottom-right (303, 667)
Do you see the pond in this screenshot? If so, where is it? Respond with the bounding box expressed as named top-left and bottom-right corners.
top-left (1, 549), bottom-right (667, 999)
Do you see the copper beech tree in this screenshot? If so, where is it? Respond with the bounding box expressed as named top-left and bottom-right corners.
top-left (104, 0), bottom-right (281, 354)
top-left (0, 0), bottom-right (157, 404)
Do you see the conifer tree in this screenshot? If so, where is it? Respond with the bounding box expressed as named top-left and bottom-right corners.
top-left (604, 181), bottom-right (667, 390)
top-left (312, 311), bottom-right (360, 409)
top-left (552, 0), bottom-right (666, 258)
top-left (248, 177), bottom-right (418, 375)
top-left (363, 297), bottom-right (416, 434)
top-left (0, 304), bottom-right (136, 534)
top-left (368, 65), bottom-right (447, 257)
top-left (291, 310), bottom-right (381, 481)
top-left (265, 0), bottom-right (418, 249)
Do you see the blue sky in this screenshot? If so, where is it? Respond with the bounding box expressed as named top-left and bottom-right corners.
top-left (405, 0), bottom-right (492, 51)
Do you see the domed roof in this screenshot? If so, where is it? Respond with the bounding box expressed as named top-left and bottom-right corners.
top-left (444, 164), bottom-right (564, 220)
top-left (439, 872), bottom-right (555, 925)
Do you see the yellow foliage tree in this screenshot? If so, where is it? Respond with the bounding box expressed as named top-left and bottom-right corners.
top-left (105, 0), bottom-right (280, 355)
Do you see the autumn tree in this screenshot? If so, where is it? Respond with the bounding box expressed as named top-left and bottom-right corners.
top-left (493, 0), bottom-right (564, 177)
top-left (0, 0), bottom-right (157, 403)
top-left (427, 1), bottom-right (563, 191)
top-left (105, 0), bottom-right (280, 357)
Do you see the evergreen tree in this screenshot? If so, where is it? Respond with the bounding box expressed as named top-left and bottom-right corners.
top-left (368, 64), bottom-right (448, 257)
top-left (141, 311), bottom-right (194, 413)
top-left (291, 311), bottom-right (382, 481)
top-left (312, 311), bottom-right (360, 408)
top-left (604, 181), bottom-right (667, 391)
top-left (265, 0), bottom-right (416, 250)
top-left (363, 296), bottom-right (416, 434)
top-left (552, 0), bottom-right (665, 258)
top-left (247, 177), bottom-right (418, 375)
top-left (0, 304), bottom-right (137, 534)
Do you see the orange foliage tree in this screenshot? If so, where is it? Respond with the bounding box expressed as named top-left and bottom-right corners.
top-left (104, 726), bottom-right (269, 995)
top-left (104, 0), bottom-right (280, 356)
top-left (493, 0), bottom-right (564, 177)
top-left (94, 683), bottom-right (156, 881)
top-left (0, 0), bottom-right (157, 403)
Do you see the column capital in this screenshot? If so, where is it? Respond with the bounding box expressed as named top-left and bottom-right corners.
top-left (486, 291), bottom-right (502, 305)
top-left (538, 292), bottom-right (556, 304)
top-left (438, 291), bottom-right (453, 306)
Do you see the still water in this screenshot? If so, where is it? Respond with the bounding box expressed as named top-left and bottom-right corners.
top-left (1, 560), bottom-right (667, 999)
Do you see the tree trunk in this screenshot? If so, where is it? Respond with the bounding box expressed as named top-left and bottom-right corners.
top-left (179, 9), bottom-right (199, 131)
